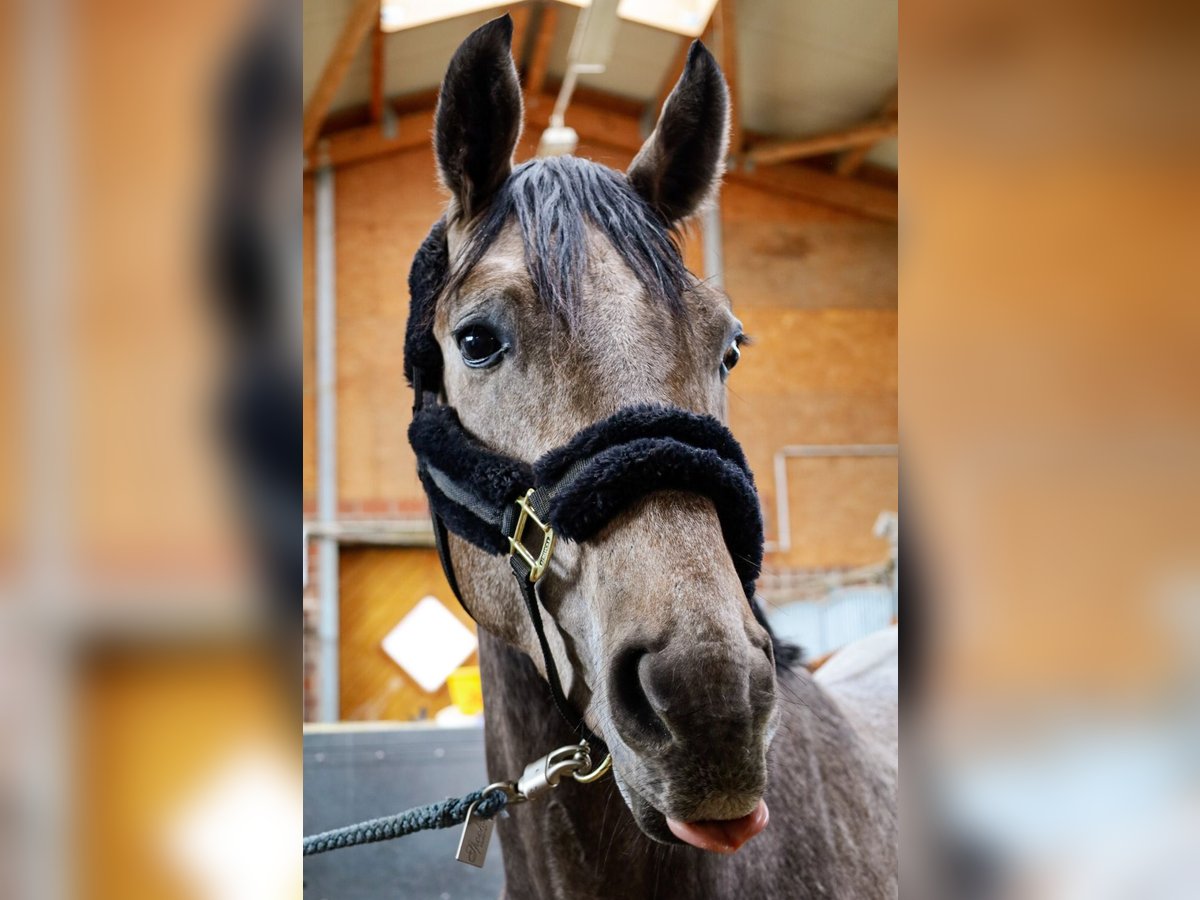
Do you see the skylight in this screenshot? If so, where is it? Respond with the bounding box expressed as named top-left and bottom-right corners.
top-left (380, 0), bottom-right (720, 38)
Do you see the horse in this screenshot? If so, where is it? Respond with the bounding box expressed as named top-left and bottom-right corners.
top-left (410, 15), bottom-right (898, 899)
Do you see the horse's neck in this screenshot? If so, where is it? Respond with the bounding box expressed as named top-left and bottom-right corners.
top-left (478, 627), bottom-right (586, 777)
top-left (478, 629), bottom-right (896, 900)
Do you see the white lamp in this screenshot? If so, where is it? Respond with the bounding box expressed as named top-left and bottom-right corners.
top-left (537, 0), bottom-right (621, 157)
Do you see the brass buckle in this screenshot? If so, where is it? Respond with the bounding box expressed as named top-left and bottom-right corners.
top-left (508, 488), bottom-right (555, 582)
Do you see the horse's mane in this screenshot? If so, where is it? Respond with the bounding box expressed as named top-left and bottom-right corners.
top-left (445, 155), bottom-right (692, 321)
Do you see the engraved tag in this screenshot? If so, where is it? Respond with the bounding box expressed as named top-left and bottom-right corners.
top-left (455, 802), bottom-right (494, 868)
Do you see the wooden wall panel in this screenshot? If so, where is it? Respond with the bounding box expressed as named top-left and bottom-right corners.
top-left (335, 149), bottom-right (446, 505)
top-left (338, 546), bottom-right (477, 721)
top-left (722, 191), bottom-right (897, 310)
top-left (717, 176), bottom-right (897, 566)
top-left (730, 307), bottom-right (897, 567)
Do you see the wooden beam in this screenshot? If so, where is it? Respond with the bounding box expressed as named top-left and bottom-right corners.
top-left (310, 91), bottom-right (897, 222)
top-left (652, 36), bottom-right (692, 120)
top-left (389, 87), bottom-right (440, 115)
top-left (525, 2), bottom-right (558, 94)
top-left (304, 0), bottom-right (380, 153)
top-left (509, 3), bottom-right (532, 73)
top-left (649, 1), bottom-right (721, 122)
top-left (730, 162), bottom-right (896, 222)
top-left (713, 0), bottom-right (742, 156)
top-left (837, 84), bottom-right (897, 176)
top-left (744, 118), bottom-right (898, 167)
top-left (369, 22), bottom-right (385, 122)
top-left (545, 79), bottom-right (646, 117)
top-left (525, 92), bottom-right (646, 155)
top-left (835, 142), bottom-right (873, 177)
top-left (531, 93), bottom-right (896, 220)
top-left (879, 84), bottom-right (899, 119)
top-left (305, 107), bottom-right (434, 173)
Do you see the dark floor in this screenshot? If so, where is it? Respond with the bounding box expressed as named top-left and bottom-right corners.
top-left (304, 725), bottom-right (504, 900)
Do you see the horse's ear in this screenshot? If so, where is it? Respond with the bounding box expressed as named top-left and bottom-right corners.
top-left (434, 15), bottom-right (524, 220)
top-left (627, 41), bottom-right (729, 225)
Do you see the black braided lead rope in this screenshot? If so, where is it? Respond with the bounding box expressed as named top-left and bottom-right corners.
top-left (303, 788), bottom-right (508, 856)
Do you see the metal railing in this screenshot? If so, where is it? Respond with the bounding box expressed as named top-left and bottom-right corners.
top-left (765, 443), bottom-right (898, 553)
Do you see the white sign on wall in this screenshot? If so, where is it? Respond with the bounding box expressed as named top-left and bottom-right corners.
top-left (381, 595), bottom-right (477, 693)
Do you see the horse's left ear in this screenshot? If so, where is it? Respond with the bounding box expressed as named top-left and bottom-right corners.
top-left (627, 41), bottom-right (729, 225)
top-left (434, 14), bottom-right (524, 220)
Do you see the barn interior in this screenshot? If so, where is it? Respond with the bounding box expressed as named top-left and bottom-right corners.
top-left (302, 0), bottom-right (898, 729)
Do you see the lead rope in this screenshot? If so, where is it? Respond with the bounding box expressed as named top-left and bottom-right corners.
top-left (303, 787), bottom-right (507, 856)
top-left (303, 740), bottom-right (611, 865)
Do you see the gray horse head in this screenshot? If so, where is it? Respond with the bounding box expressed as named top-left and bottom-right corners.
top-left (427, 15), bottom-right (776, 849)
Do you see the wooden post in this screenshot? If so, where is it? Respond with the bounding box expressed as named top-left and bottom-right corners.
top-left (526, 2), bottom-right (559, 95)
top-left (510, 3), bottom-right (532, 74)
top-left (838, 85), bottom-right (897, 176)
top-left (652, 36), bottom-right (691, 119)
top-left (304, 0), bottom-right (381, 153)
top-left (369, 21), bottom-right (385, 122)
top-left (713, 0), bottom-right (742, 157)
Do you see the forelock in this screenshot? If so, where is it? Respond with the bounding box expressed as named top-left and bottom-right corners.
top-left (444, 156), bottom-right (692, 323)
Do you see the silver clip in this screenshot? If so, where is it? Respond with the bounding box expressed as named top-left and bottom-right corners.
top-left (516, 744), bottom-right (592, 801)
top-left (457, 744), bottom-right (601, 865)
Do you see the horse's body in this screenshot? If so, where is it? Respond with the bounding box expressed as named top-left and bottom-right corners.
top-left (414, 16), bottom-right (898, 898)
top-left (481, 628), bottom-right (897, 899)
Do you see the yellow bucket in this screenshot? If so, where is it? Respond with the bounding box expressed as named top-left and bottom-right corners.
top-left (447, 665), bottom-right (483, 716)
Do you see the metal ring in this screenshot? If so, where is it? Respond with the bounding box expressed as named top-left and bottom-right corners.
top-left (572, 754), bottom-right (612, 784)
top-left (482, 780), bottom-right (524, 805)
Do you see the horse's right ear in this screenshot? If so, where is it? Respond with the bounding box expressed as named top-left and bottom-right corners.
top-left (434, 15), bottom-right (524, 220)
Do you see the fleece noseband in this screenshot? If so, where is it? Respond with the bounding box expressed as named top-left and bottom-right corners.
top-left (405, 220), bottom-right (766, 746)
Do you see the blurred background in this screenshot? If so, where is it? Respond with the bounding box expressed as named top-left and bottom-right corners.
top-left (903, 0), bottom-right (1200, 897)
top-left (1, 0), bottom-right (302, 897)
top-left (1, 0), bottom-right (1197, 897)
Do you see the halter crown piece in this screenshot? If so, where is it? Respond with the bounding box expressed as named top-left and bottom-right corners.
top-left (404, 219), bottom-right (771, 750)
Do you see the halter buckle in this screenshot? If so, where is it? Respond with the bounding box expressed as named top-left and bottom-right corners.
top-left (508, 488), bottom-right (556, 582)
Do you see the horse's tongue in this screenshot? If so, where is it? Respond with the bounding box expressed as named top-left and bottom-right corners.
top-left (666, 800), bottom-right (769, 853)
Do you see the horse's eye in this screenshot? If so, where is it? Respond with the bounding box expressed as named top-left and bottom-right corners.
top-left (721, 337), bottom-right (742, 377)
top-left (457, 324), bottom-right (505, 368)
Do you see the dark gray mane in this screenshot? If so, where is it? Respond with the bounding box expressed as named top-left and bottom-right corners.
top-left (446, 156), bottom-right (692, 321)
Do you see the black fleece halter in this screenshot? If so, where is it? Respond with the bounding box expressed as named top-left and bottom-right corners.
top-left (405, 220), bottom-right (766, 746)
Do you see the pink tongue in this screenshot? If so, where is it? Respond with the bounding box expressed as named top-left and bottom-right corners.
top-left (666, 800), bottom-right (769, 853)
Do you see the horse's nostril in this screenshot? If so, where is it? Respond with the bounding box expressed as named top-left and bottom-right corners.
top-left (610, 645), bottom-right (671, 748)
top-left (747, 625), bottom-right (775, 670)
